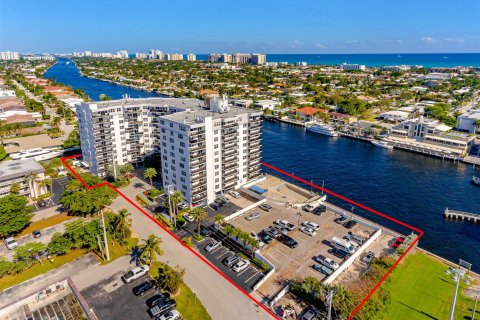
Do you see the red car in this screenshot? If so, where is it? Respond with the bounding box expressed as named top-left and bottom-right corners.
top-left (392, 237), bottom-right (405, 248)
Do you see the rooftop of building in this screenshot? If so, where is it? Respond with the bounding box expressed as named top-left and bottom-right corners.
top-left (81, 97), bottom-right (204, 111)
top-left (161, 105), bottom-right (261, 125)
top-left (0, 158), bottom-right (44, 182)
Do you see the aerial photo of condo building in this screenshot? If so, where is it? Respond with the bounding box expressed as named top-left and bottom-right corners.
top-left (0, 1), bottom-right (480, 320)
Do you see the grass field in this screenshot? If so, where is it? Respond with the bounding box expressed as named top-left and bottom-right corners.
top-left (0, 249), bottom-right (86, 291)
top-left (383, 252), bottom-right (476, 320)
top-left (17, 214), bottom-right (75, 237)
top-left (99, 238), bottom-right (138, 264)
top-left (149, 261), bottom-right (212, 320)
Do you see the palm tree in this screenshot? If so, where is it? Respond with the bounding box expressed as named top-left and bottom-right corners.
top-left (10, 182), bottom-right (21, 194)
top-left (114, 208), bottom-right (132, 242)
top-left (239, 231), bottom-right (250, 248)
top-left (143, 167), bottom-right (157, 186)
top-left (169, 191), bottom-right (184, 228)
top-left (52, 117), bottom-right (61, 130)
top-left (39, 178), bottom-right (52, 193)
top-left (139, 234), bottom-right (163, 265)
top-left (223, 224), bottom-right (236, 238)
top-left (214, 214), bottom-right (225, 227)
top-left (190, 207), bottom-right (208, 238)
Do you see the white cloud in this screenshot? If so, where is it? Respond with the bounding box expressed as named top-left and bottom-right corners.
top-left (314, 43), bottom-right (327, 49)
top-left (421, 37), bottom-right (437, 44)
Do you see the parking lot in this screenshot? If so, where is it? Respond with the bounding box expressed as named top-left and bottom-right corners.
top-left (197, 229), bottom-right (264, 293)
top-left (226, 175), bottom-right (398, 298)
top-left (82, 272), bottom-right (159, 320)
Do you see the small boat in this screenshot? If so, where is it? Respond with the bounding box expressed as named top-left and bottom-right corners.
top-left (371, 140), bottom-right (394, 149)
top-left (306, 123), bottom-right (339, 137)
top-left (472, 176), bottom-right (480, 186)
top-left (10, 147), bottom-right (63, 161)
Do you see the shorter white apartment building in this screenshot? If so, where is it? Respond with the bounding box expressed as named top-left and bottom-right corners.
top-left (0, 159), bottom-right (47, 198)
top-left (338, 63), bottom-right (366, 71)
top-left (253, 100), bottom-right (279, 111)
top-left (456, 109), bottom-right (480, 133)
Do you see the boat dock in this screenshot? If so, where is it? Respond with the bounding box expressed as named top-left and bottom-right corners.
top-left (444, 209), bottom-right (480, 223)
top-left (338, 132), bottom-right (372, 142)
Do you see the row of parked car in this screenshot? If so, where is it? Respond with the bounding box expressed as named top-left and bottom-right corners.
top-left (204, 240), bottom-right (251, 272)
top-left (121, 265), bottom-right (181, 320)
top-left (3, 229), bottom-right (43, 250)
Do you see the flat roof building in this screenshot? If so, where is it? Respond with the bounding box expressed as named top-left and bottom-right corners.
top-left (0, 158), bottom-right (47, 198)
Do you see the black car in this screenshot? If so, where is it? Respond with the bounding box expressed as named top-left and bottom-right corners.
top-left (330, 248), bottom-right (350, 259)
top-left (194, 225), bottom-right (212, 237)
top-left (148, 299), bottom-right (177, 318)
top-left (344, 220), bottom-right (358, 229)
top-left (32, 230), bottom-right (42, 238)
top-left (132, 280), bottom-right (154, 296)
top-left (312, 205), bottom-right (327, 215)
top-left (210, 203), bottom-right (220, 210)
top-left (335, 216), bottom-right (348, 224)
top-left (278, 234), bottom-right (298, 248)
top-left (146, 293), bottom-right (170, 308)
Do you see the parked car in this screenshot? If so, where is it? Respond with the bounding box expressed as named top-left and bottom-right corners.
top-left (146, 293), bottom-right (170, 308)
top-left (132, 280), bottom-right (154, 296)
top-left (229, 190), bottom-right (241, 198)
top-left (392, 237), bottom-right (405, 249)
top-left (312, 263), bottom-right (333, 275)
top-left (363, 252), bottom-right (375, 264)
top-left (194, 225), bottom-right (212, 237)
top-left (300, 226), bottom-right (316, 237)
top-left (272, 225), bottom-right (289, 235)
top-left (330, 248), bottom-right (350, 259)
top-left (260, 233), bottom-right (273, 244)
top-left (210, 203), bottom-right (220, 210)
top-left (312, 205), bottom-right (327, 215)
top-left (183, 213), bottom-right (194, 222)
top-left (178, 202), bottom-right (188, 210)
top-left (232, 259), bottom-right (250, 272)
top-left (278, 234), bottom-right (298, 248)
top-left (121, 265), bottom-right (150, 283)
top-left (259, 203), bottom-right (272, 212)
top-left (3, 237), bottom-right (18, 250)
top-left (344, 220), bottom-right (357, 229)
top-left (301, 221), bottom-right (320, 231)
top-left (245, 212), bottom-right (260, 221)
top-left (223, 255), bottom-right (240, 267)
top-left (204, 240), bottom-right (221, 252)
top-left (156, 310), bottom-right (181, 320)
top-left (148, 299), bottom-right (176, 318)
top-left (264, 227), bottom-right (280, 239)
top-left (345, 232), bottom-right (365, 244)
top-left (335, 216), bottom-right (348, 224)
top-left (316, 256), bottom-right (339, 270)
top-left (302, 308), bottom-right (319, 320)
top-left (32, 230), bottom-right (42, 238)
top-left (274, 219), bottom-right (295, 231)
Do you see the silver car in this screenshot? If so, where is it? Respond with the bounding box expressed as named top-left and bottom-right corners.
top-left (245, 212), bottom-right (260, 221)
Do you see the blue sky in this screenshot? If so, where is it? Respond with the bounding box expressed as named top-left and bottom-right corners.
top-left (1, 0), bottom-right (479, 54)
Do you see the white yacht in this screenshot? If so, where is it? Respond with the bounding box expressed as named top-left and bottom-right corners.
top-left (10, 148), bottom-right (63, 161)
top-left (472, 176), bottom-right (480, 186)
top-left (371, 140), bottom-right (394, 150)
top-left (306, 123), bottom-right (338, 137)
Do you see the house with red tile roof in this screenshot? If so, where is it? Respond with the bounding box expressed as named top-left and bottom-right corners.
top-left (293, 106), bottom-right (328, 123)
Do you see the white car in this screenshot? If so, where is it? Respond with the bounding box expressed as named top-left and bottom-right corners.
top-left (301, 221), bottom-right (320, 231)
top-left (363, 252), bottom-right (375, 264)
top-left (317, 257), bottom-right (339, 271)
top-left (300, 226), bottom-right (317, 237)
top-left (183, 213), bottom-right (194, 222)
top-left (157, 310), bottom-right (181, 320)
top-left (274, 219), bottom-right (295, 231)
top-left (204, 240), bottom-right (221, 252)
top-left (121, 265), bottom-right (150, 283)
top-left (232, 259), bottom-right (250, 272)
top-left (4, 237), bottom-right (18, 250)
top-left (178, 202), bottom-right (188, 210)
top-left (229, 190), bottom-right (241, 198)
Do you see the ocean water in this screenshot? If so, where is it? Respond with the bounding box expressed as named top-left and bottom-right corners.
top-left (45, 58), bottom-right (480, 271)
top-left (195, 53), bottom-right (480, 67)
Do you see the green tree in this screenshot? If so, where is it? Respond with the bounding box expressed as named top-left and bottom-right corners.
top-left (169, 191), bottom-right (184, 228)
top-left (474, 119), bottom-right (480, 133)
top-left (190, 207), bottom-right (208, 238)
top-left (143, 167), bottom-right (157, 186)
top-left (60, 183), bottom-right (117, 216)
top-left (9, 182), bottom-right (21, 194)
top-left (154, 263), bottom-right (185, 295)
top-left (14, 242), bottom-right (47, 266)
top-left (120, 163), bottom-right (134, 177)
top-left (0, 145), bottom-right (6, 161)
top-left (316, 111), bottom-right (330, 124)
top-left (0, 194), bottom-right (33, 237)
top-left (113, 209), bottom-right (132, 242)
top-left (39, 178), bottom-right (52, 193)
top-left (47, 232), bottom-right (73, 255)
top-left (139, 234), bottom-right (163, 264)
top-left (214, 214), bottom-right (225, 226)
top-left (100, 94), bottom-right (112, 101)
top-left (0, 256), bottom-right (15, 278)
top-left (52, 117), bottom-right (61, 130)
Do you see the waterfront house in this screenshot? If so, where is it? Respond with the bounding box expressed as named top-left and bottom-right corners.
top-left (329, 112), bottom-right (358, 124)
top-left (456, 109), bottom-right (480, 133)
top-left (378, 110), bottom-right (410, 123)
top-left (253, 99), bottom-right (279, 111)
top-left (292, 106), bottom-right (327, 123)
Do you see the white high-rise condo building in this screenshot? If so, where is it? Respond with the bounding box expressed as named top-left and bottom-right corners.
top-left (186, 53), bottom-right (196, 61)
top-left (338, 63), bottom-right (366, 71)
top-left (117, 50), bottom-right (129, 59)
top-left (0, 52), bottom-right (20, 60)
top-left (165, 53), bottom-right (183, 61)
top-left (77, 96), bottom-right (263, 206)
top-left (136, 52), bottom-right (147, 59)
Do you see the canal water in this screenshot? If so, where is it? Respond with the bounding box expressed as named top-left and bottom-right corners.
top-left (45, 58), bottom-right (480, 271)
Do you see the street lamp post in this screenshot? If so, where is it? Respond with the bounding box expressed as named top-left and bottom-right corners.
top-left (101, 210), bottom-right (110, 261)
top-left (450, 268), bottom-right (465, 320)
top-left (297, 212), bottom-right (302, 227)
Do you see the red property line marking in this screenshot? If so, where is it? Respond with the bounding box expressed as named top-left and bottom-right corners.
top-left (61, 155), bottom-right (279, 320)
top-left (262, 162), bottom-right (424, 320)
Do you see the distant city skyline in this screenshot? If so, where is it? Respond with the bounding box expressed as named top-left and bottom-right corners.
top-left (1, 0), bottom-right (479, 54)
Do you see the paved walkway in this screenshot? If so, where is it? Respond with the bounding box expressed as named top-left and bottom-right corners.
top-left (110, 176), bottom-right (275, 320)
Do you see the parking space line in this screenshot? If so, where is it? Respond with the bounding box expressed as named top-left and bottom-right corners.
top-left (263, 252), bottom-right (280, 265)
top-left (244, 271), bottom-right (260, 284)
top-left (216, 250), bottom-right (231, 260)
top-left (236, 267), bottom-right (251, 277)
top-left (270, 247), bottom-right (288, 257)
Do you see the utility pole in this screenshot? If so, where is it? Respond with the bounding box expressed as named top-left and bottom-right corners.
top-left (101, 210), bottom-right (110, 261)
top-left (112, 154), bottom-right (117, 181)
top-left (450, 269), bottom-right (463, 320)
top-left (326, 290), bottom-right (335, 320)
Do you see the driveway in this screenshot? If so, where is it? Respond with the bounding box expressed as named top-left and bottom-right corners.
top-left (110, 175), bottom-right (275, 320)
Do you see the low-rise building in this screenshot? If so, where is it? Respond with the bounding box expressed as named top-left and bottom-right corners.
top-left (329, 112), bottom-right (358, 124)
top-left (338, 63), bottom-right (366, 71)
top-left (0, 159), bottom-right (47, 198)
top-left (456, 109), bottom-right (480, 133)
top-left (292, 106), bottom-right (326, 123)
top-left (253, 100), bottom-right (279, 111)
top-left (378, 110), bottom-right (410, 122)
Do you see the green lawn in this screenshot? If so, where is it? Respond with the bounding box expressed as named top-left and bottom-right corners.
top-left (383, 252), bottom-right (476, 320)
top-left (149, 261), bottom-right (212, 320)
top-left (17, 214), bottom-right (75, 237)
top-left (0, 249), bottom-right (86, 291)
top-left (99, 238), bottom-right (138, 264)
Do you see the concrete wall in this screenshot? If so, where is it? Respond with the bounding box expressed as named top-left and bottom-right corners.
top-left (323, 229), bottom-right (382, 285)
top-left (269, 283), bottom-right (290, 307)
top-left (252, 250), bottom-right (276, 291)
top-left (223, 198), bottom-right (266, 222)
